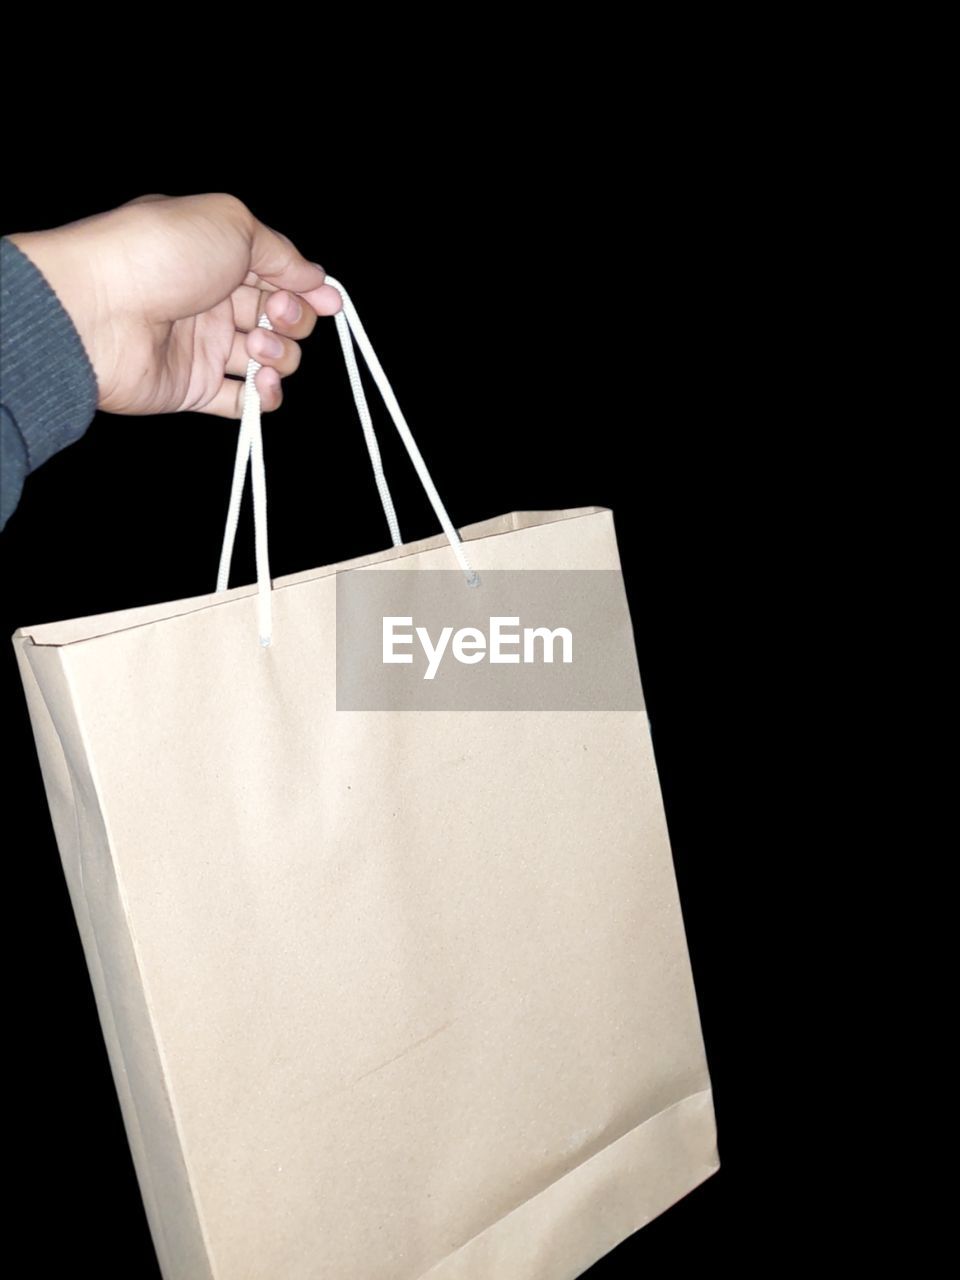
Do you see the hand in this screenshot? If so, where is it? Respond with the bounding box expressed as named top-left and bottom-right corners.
top-left (5, 193), bottom-right (343, 419)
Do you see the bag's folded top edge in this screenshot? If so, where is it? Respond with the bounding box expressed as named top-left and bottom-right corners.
top-left (13, 506), bottom-right (612, 649)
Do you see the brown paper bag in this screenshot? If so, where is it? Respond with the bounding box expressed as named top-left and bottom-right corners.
top-left (10, 278), bottom-right (718, 1279)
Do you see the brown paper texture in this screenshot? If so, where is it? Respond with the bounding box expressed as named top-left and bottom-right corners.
top-left (11, 506), bottom-right (719, 1279)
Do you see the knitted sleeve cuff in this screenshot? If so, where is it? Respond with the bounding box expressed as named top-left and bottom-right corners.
top-left (1, 233), bottom-right (100, 472)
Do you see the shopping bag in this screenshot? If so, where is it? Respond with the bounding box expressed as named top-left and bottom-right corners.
top-left (10, 275), bottom-right (720, 1279)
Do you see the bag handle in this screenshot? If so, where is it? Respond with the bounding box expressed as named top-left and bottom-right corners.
top-left (216, 274), bottom-right (478, 648)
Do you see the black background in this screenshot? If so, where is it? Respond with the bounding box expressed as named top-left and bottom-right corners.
top-left (1, 145), bottom-right (774, 1274)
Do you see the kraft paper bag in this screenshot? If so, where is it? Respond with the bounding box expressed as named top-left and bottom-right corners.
top-left (10, 277), bottom-right (719, 1279)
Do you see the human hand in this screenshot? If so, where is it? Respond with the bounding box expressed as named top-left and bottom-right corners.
top-left (5, 193), bottom-right (342, 419)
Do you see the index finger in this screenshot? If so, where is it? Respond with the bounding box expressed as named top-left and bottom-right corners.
top-left (240, 207), bottom-right (343, 315)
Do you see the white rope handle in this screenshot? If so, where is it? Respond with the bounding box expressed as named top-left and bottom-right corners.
top-left (216, 274), bottom-right (478, 648)
top-left (215, 312), bottom-right (273, 645)
top-left (332, 299), bottom-right (402, 549)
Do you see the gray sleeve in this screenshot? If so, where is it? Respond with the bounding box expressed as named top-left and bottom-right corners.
top-left (0, 234), bottom-right (100, 532)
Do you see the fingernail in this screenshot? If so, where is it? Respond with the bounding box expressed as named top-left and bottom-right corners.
top-left (282, 295), bottom-right (302, 323)
top-left (260, 333), bottom-right (284, 357)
